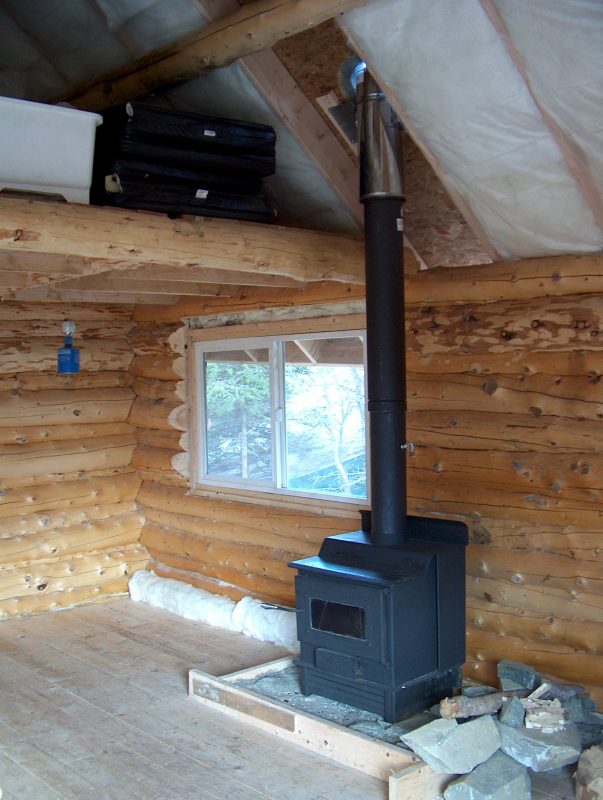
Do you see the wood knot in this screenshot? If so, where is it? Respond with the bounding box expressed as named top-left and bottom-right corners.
top-left (482, 378), bottom-right (498, 395)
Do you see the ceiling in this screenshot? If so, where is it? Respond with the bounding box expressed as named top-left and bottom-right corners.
top-left (0, 0), bottom-right (601, 305)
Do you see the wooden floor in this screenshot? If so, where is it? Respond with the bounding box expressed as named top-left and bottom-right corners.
top-left (0, 599), bottom-right (388, 800)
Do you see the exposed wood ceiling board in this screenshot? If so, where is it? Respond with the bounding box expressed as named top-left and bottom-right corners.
top-left (275, 20), bottom-right (493, 267)
top-left (0, 198), bottom-right (365, 286)
top-left (58, 0), bottom-right (373, 111)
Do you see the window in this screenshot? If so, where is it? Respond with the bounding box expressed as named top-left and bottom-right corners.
top-left (190, 321), bottom-right (367, 507)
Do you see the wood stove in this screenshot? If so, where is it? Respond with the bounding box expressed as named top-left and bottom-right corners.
top-left (289, 66), bottom-right (468, 723)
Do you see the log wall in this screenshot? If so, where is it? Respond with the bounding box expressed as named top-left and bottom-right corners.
top-left (0, 302), bottom-right (148, 617)
top-left (131, 258), bottom-right (602, 705)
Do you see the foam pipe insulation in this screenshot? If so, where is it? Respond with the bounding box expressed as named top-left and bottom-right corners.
top-left (129, 570), bottom-right (299, 651)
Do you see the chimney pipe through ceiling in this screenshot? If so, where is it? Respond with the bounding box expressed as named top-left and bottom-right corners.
top-left (355, 65), bottom-right (408, 545)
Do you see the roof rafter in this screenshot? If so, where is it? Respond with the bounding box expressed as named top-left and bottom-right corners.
top-left (58, 0), bottom-right (373, 111)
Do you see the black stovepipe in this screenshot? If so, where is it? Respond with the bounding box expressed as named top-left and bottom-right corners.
top-left (356, 67), bottom-right (407, 545)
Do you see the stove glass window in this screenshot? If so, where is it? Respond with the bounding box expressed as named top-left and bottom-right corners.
top-left (311, 599), bottom-right (366, 639)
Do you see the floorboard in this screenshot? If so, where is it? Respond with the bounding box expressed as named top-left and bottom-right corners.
top-left (0, 599), bottom-right (386, 800)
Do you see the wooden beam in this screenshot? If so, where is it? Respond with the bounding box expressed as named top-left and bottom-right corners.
top-left (59, 0), bottom-right (372, 111)
top-left (11, 287), bottom-right (180, 305)
top-left (0, 198), bottom-right (365, 289)
top-left (240, 50), bottom-right (363, 228)
top-left (58, 264), bottom-right (305, 287)
top-left (190, 0), bottom-right (362, 228)
top-left (18, 276), bottom-right (238, 297)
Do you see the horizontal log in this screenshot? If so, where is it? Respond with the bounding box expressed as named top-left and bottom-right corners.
top-left (408, 410), bottom-right (602, 453)
top-left (133, 282), bottom-right (365, 323)
top-left (0, 370), bottom-right (132, 392)
top-left (143, 505), bottom-right (325, 556)
top-left (406, 349), bottom-right (603, 377)
top-left (0, 387), bottom-right (134, 427)
top-left (0, 500), bottom-right (138, 537)
top-left (131, 377), bottom-right (179, 402)
top-left (0, 544), bottom-right (149, 617)
top-left (138, 481), bottom-right (354, 539)
top-left (0, 511), bottom-right (143, 564)
top-left (129, 355), bottom-right (180, 381)
top-left (131, 445), bottom-right (177, 474)
top-left (0, 434), bottom-right (136, 480)
top-left (0, 319), bottom-right (133, 340)
top-left (407, 373), bottom-right (603, 420)
top-left (136, 428), bottom-right (183, 451)
top-left (128, 396), bottom-right (181, 430)
top-left (145, 541), bottom-right (294, 605)
top-left (407, 293), bottom-right (603, 354)
top-left (467, 596), bottom-right (602, 658)
top-left (410, 447), bottom-right (603, 496)
top-left (0, 465), bottom-right (137, 493)
top-left (0, 339), bottom-right (133, 374)
top-left (140, 522), bottom-right (294, 584)
top-left (1, 198), bottom-right (364, 285)
top-left (406, 253), bottom-right (603, 306)
top-left (0, 421), bottom-right (134, 445)
top-left (0, 301), bottom-right (132, 322)
top-left (467, 544), bottom-right (602, 596)
top-left (466, 516), bottom-right (601, 555)
top-left (0, 473), bottom-right (140, 519)
top-left (0, 544), bottom-right (149, 601)
top-left (408, 476), bottom-right (603, 528)
top-left (466, 573), bottom-right (602, 624)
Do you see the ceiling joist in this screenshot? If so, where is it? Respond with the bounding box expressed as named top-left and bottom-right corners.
top-left (0, 197), bottom-right (365, 300)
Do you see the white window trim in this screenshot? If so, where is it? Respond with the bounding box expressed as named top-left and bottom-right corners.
top-left (187, 314), bottom-right (369, 517)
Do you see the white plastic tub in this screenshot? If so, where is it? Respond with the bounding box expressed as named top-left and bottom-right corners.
top-left (0, 97), bottom-right (102, 204)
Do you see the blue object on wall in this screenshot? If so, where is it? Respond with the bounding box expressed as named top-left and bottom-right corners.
top-left (57, 320), bottom-right (80, 374)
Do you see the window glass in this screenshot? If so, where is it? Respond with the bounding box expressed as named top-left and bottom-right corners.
top-left (204, 347), bottom-right (272, 482)
top-left (196, 330), bottom-right (366, 503)
top-left (284, 336), bottom-right (366, 498)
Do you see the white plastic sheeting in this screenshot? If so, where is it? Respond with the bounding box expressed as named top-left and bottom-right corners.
top-left (129, 570), bottom-right (299, 651)
top-left (342, 0), bottom-right (603, 259)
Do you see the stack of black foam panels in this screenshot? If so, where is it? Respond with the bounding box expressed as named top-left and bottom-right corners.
top-left (92, 102), bottom-right (276, 223)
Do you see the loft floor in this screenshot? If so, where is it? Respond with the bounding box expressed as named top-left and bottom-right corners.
top-left (0, 599), bottom-right (385, 800)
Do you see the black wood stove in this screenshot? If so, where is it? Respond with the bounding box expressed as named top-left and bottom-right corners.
top-left (289, 65), bottom-right (468, 723)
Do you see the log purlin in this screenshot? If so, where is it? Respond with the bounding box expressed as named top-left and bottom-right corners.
top-left (130, 257), bottom-right (603, 706)
top-left (0, 301), bottom-right (147, 617)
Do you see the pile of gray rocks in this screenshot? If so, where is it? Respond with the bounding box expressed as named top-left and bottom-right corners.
top-left (399, 659), bottom-right (603, 799)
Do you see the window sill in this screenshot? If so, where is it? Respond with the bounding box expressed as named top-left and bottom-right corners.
top-left (188, 484), bottom-right (367, 519)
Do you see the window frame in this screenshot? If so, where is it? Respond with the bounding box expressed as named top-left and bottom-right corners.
top-left (187, 314), bottom-right (369, 516)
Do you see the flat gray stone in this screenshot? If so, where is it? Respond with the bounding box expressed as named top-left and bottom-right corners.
top-left (497, 720), bottom-right (581, 772)
top-left (444, 751), bottom-right (530, 800)
top-left (463, 684), bottom-right (498, 698)
top-left (497, 659), bottom-right (539, 690)
top-left (577, 722), bottom-right (603, 749)
top-left (499, 696), bottom-right (525, 728)
top-left (400, 715), bottom-right (501, 774)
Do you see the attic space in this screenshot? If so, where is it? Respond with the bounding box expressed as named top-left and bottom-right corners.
top-left (0, 1), bottom-right (602, 798)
